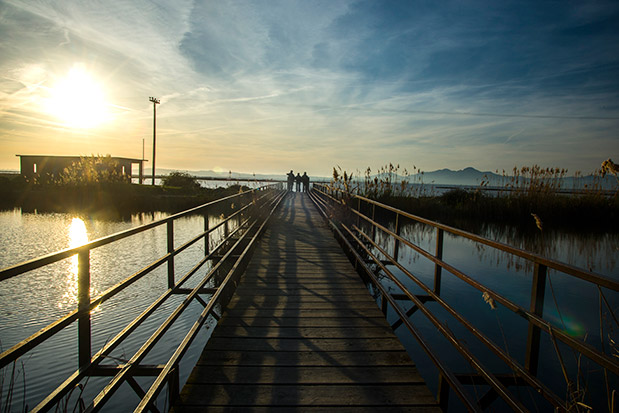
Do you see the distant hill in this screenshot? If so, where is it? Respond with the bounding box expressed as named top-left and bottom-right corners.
top-left (418, 167), bottom-right (499, 186)
top-left (366, 167), bottom-right (617, 189)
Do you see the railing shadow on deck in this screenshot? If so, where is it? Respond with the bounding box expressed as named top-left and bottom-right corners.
top-left (0, 183), bottom-right (286, 412)
top-left (310, 183), bottom-right (618, 413)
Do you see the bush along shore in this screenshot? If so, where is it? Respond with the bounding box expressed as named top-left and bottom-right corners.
top-left (0, 171), bottom-right (251, 220)
top-left (329, 161), bottom-right (619, 234)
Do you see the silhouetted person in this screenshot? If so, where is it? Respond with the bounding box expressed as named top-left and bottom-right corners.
top-left (302, 172), bottom-right (310, 192)
top-left (295, 173), bottom-right (302, 192)
top-left (286, 170), bottom-right (295, 191)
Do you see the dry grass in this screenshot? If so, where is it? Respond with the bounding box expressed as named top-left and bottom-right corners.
top-left (328, 161), bottom-right (619, 232)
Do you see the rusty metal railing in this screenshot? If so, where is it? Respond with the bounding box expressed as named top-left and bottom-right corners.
top-left (0, 183), bottom-right (285, 412)
top-left (310, 183), bottom-right (618, 412)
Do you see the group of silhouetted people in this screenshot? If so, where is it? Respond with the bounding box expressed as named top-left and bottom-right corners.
top-left (286, 170), bottom-right (310, 192)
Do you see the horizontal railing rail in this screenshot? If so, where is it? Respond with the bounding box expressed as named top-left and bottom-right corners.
top-left (0, 183), bottom-right (285, 412)
top-left (311, 183), bottom-right (618, 412)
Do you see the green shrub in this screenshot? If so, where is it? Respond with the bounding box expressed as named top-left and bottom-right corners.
top-left (161, 172), bottom-right (201, 191)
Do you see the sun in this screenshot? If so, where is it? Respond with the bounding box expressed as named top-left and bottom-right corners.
top-left (47, 64), bottom-right (109, 129)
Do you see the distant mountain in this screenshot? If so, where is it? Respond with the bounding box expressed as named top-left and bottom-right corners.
top-left (419, 167), bottom-right (500, 186)
top-left (412, 167), bottom-right (617, 189)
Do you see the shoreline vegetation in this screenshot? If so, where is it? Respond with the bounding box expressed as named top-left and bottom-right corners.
top-left (329, 161), bottom-right (619, 234)
top-left (1, 154), bottom-right (618, 232)
top-left (0, 168), bottom-right (250, 220)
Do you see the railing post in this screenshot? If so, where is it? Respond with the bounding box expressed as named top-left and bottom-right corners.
top-left (393, 213), bottom-right (401, 262)
top-left (77, 249), bottom-right (91, 368)
top-left (434, 228), bottom-right (444, 295)
top-left (437, 372), bottom-right (450, 411)
top-left (224, 216), bottom-right (230, 240)
top-left (525, 263), bottom-right (547, 375)
top-left (381, 292), bottom-right (388, 316)
top-left (356, 197), bottom-right (360, 228)
top-left (168, 365), bottom-right (180, 405)
top-left (167, 220), bottom-right (174, 288)
top-left (371, 203), bottom-right (376, 241)
top-left (204, 212), bottom-right (210, 257)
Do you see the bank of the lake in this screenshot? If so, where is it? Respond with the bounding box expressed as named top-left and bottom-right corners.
top-left (360, 190), bottom-right (619, 234)
top-left (0, 174), bottom-right (251, 219)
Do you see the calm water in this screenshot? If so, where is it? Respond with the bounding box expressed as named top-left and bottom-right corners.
top-left (368, 220), bottom-right (618, 411)
top-left (0, 208), bottom-right (232, 412)
top-left (0, 209), bottom-right (617, 411)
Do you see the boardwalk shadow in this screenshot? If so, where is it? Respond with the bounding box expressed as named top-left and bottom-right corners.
top-left (174, 192), bottom-right (439, 411)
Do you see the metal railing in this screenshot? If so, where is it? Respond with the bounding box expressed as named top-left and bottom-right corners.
top-left (310, 183), bottom-right (618, 412)
top-left (0, 183), bottom-right (286, 412)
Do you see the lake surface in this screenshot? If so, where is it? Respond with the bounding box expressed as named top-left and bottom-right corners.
top-left (366, 219), bottom-right (618, 411)
top-left (0, 208), bottom-right (617, 411)
top-left (0, 208), bottom-right (231, 412)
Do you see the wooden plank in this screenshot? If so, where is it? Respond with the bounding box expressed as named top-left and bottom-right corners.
top-left (224, 301), bottom-right (381, 311)
top-left (227, 295), bottom-right (378, 305)
top-left (173, 407), bottom-right (441, 413)
top-left (186, 366), bottom-right (426, 384)
top-left (234, 286), bottom-right (371, 294)
top-left (211, 326), bottom-right (395, 339)
top-left (215, 317), bottom-right (392, 328)
top-left (195, 350), bottom-right (414, 367)
top-left (177, 383), bottom-right (438, 406)
top-left (222, 308), bottom-right (384, 318)
top-left (204, 337), bottom-right (409, 352)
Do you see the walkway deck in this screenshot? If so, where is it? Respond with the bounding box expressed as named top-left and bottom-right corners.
top-left (172, 192), bottom-right (440, 411)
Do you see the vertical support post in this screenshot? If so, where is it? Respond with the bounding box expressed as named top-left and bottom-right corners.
top-left (356, 197), bottom-right (361, 228)
top-left (371, 203), bottom-right (376, 241)
top-left (525, 263), bottom-right (547, 375)
top-left (434, 228), bottom-right (444, 295)
top-left (381, 292), bottom-right (388, 316)
top-left (437, 373), bottom-right (450, 411)
top-left (77, 249), bottom-right (91, 368)
top-left (167, 220), bottom-right (175, 288)
top-left (204, 211), bottom-right (210, 257)
top-left (168, 365), bottom-right (180, 405)
top-left (393, 213), bottom-right (401, 262)
top-left (224, 217), bottom-right (230, 240)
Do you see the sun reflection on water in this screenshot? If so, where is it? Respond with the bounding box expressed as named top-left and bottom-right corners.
top-left (59, 217), bottom-right (91, 309)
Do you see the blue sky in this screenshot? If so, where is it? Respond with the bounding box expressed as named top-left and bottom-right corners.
top-left (1, 0), bottom-right (618, 176)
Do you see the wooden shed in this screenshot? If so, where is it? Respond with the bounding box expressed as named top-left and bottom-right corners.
top-left (16, 155), bottom-right (145, 183)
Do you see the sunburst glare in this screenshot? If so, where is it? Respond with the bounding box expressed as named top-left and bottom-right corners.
top-left (46, 64), bottom-right (109, 129)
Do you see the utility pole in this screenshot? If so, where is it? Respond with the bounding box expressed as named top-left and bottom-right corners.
top-left (149, 96), bottom-right (160, 185)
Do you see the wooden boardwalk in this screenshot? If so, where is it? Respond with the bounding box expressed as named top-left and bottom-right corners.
top-left (172, 192), bottom-right (440, 411)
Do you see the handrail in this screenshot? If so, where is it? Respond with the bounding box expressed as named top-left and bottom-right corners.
top-left (311, 183), bottom-right (618, 411)
top-left (1, 183), bottom-right (284, 412)
top-left (314, 183), bottom-right (617, 291)
top-left (0, 185), bottom-right (276, 369)
top-left (134, 190), bottom-right (286, 412)
top-left (308, 189), bottom-right (481, 412)
top-left (0, 187), bottom-right (263, 282)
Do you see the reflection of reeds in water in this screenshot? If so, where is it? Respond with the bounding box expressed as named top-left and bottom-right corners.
top-left (0, 359), bottom-right (27, 413)
top-left (364, 213), bottom-right (617, 411)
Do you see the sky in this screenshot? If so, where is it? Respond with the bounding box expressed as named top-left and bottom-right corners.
top-left (1, 0), bottom-right (618, 177)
